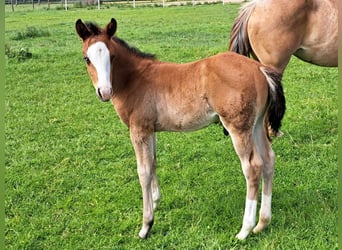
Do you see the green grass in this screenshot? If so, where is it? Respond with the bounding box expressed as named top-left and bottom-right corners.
top-left (5, 4), bottom-right (337, 249)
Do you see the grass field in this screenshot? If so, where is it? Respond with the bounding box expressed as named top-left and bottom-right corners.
top-left (5, 3), bottom-right (338, 249)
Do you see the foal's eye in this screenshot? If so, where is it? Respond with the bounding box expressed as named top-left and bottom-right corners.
top-left (84, 56), bottom-right (90, 64)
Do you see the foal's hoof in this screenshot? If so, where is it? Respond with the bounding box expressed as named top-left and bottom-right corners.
top-left (138, 222), bottom-right (153, 239)
top-left (252, 224), bottom-right (264, 234)
top-left (252, 219), bottom-right (270, 234)
top-left (274, 130), bottom-right (284, 137)
top-left (138, 231), bottom-right (148, 239)
top-left (236, 229), bottom-right (250, 240)
top-left (269, 128), bottom-right (284, 138)
top-left (223, 127), bottom-right (229, 136)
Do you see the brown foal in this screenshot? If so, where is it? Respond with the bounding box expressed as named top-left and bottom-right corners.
top-left (76, 18), bottom-right (286, 240)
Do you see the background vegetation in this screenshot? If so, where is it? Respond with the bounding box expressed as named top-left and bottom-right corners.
top-left (5, 3), bottom-right (337, 249)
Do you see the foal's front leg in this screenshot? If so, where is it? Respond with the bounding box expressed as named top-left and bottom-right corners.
top-left (130, 130), bottom-right (158, 239)
top-left (151, 134), bottom-right (161, 210)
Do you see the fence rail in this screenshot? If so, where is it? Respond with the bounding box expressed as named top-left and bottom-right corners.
top-left (5, 0), bottom-right (244, 11)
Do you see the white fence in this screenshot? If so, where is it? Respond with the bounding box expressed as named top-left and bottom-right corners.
top-left (6, 0), bottom-right (244, 11)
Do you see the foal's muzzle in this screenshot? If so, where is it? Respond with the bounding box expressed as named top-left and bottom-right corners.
top-left (96, 87), bottom-right (113, 102)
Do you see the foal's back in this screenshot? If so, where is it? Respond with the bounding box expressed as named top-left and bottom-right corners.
top-left (131, 52), bottom-right (269, 133)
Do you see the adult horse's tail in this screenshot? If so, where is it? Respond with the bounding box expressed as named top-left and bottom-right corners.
top-left (260, 67), bottom-right (286, 139)
top-left (229, 1), bottom-right (257, 56)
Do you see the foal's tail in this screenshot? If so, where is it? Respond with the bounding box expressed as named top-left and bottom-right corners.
top-left (228, 1), bottom-right (257, 56)
top-left (260, 67), bottom-right (286, 139)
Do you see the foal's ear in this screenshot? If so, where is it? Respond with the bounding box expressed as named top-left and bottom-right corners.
top-left (76, 19), bottom-right (91, 41)
top-left (106, 18), bottom-right (117, 38)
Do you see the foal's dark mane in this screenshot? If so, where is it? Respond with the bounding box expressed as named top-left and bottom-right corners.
top-left (85, 22), bottom-right (156, 60)
top-left (113, 37), bottom-right (156, 60)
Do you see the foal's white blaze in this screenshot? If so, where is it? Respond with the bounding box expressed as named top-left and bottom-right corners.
top-left (87, 41), bottom-right (112, 101)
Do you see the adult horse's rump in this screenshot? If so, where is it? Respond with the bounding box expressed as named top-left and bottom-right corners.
top-left (229, 0), bottom-right (338, 73)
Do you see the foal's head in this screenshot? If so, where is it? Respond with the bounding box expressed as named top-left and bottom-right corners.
top-left (76, 18), bottom-right (117, 102)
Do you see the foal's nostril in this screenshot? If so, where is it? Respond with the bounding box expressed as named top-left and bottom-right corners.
top-left (96, 87), bottom-right (112, 102)
top-left (97, 88), bottom-right (103, 100)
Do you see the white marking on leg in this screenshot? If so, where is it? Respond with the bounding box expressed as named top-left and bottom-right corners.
top-left (151, 176), bottom-right (161, 210)
top-left (137, 168), bottom-right (154, 239)
top-left (260, 193), bottom-right (271, 221)
top-left (236, 199), bottom-right (257, 240)
top-left (253, 193), bottom-right (272, 234)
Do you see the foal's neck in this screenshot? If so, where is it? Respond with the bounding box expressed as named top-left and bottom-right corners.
top-left (111, 38), bottom-right (156, 94)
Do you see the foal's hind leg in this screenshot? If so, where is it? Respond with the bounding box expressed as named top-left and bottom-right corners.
top-left (228, 129), bottom-right (263, 240)
top-left (253, 133), bottom-right (275, 234)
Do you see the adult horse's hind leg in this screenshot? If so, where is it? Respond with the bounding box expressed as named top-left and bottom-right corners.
top-left (227, 126), bottom-right (264, 240)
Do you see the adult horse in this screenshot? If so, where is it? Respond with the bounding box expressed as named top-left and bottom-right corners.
top-left (229, 0), bottom-right (338, 73)
top-left (76, 18), bottom-right (286, 240)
